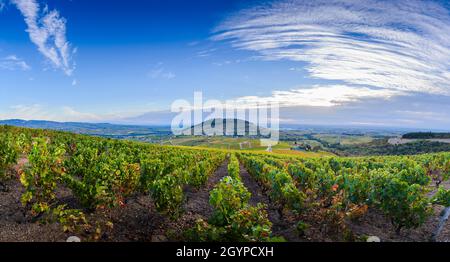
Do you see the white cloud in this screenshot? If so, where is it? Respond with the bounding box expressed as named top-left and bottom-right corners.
top-left (169, 85), bottom-right (400, 112)
top-left (0, 55), bottom-right (31, 71)
top-left (214, 0), bottom-right (450, 105)
top-left (0, 104), bottom-right (146, 123)
top-left (0, 104), bottom-right (101, 122)
top-left (61, 106), bottom-right (102, 122)
top-left (148, 63), bottom-right (176, 79)
top-left (227, 85), bottom-right (400, 108)
top-left (188, 41), bottom-right (200, 46)
top-left (0, 104), bottom-right (50, 120)
top-left (11, 0), bottom-right (75, 76)
top-left (0, 1), bottom-right (5, 12)
top-left (196, 48), bottom-right (217, 58)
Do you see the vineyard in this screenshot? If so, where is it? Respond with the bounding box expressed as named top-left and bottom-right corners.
top-left (0, 125), bottom-right (449, 242)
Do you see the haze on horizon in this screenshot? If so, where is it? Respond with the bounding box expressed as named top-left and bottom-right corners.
top-left (1, 0), bottom-right (450, 130)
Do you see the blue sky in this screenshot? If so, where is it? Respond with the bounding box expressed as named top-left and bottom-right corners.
top-left (1, 0), bottom-right (450, 130)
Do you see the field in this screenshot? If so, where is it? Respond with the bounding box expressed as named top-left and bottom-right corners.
top-left (1, 125), bottom-right (449, 242)
top-left (313, 134), bottom-right (375, 145)
top-left (163, 136), bottom-right (295, 152)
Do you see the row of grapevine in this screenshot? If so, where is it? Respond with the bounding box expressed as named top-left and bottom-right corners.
top-left (238, 154), bottom-right (305, 213)
top-left (60, 137), bottom-right (225, 216)
top-left (188, 154), bottom-right (279, 242)
top-left (241, 152), bottom-right (450, 234)
top-left (0, 125), bottom-right (226, 234)
top-left (0, 126), bottom-right (26, 183)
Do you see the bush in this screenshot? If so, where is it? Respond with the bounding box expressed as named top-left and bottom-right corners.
top-left (63, 152), bottom-right (141, 210)
top-left (0, 133), bottom-right (20, 180)
top-left (188, 204), bottom-right (277, 242)
top-left (228, 154), bottom-right (240, 179)
top-left (433, 187), bottom-right (450, 207)
top-left (19, 138), bottom-right (66, 215)
top-left (209, 176), bottom-right (250, 225)
top-left (369, 171), bottom-right (432, 233)
top-left (150, 169), bottom-right (186, 217)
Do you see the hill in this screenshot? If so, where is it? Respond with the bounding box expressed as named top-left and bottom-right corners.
top-left (185, 118), bottom-right (271, 137)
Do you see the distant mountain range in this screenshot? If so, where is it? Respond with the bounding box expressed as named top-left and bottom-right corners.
top-left (0, 118), bottom-right (272, 138)
top-left (0, 119), bottom-right (171, 137)
top-left (0, 118), bottom-right (434, 139)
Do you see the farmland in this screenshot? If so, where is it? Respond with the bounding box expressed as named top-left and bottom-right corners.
top-left (0, 125), bottom-right (449, 242)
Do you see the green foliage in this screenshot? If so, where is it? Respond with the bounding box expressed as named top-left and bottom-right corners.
top-left (139, 157), bottom-right (164, 190)
top-left (63, 149), bottom-right (141, 210)
top-left (188, 204), bottom-right (276, 242)
top-left (189, 162), bottom-right (277, 242)
top-left (186, 219), bottom-right (228, 242)
top-left (150, 170), bottom-right (186, 217)
top-left (403, 132), bottom-right (450, 139)
top-left (209, 176), bottom-right (251, 225)
top-left (332, 139), bottom-right (450, 156)
top-left (19, 138), bottom-right (66, 215)
top-left (239, 151), bottom-right (448, 234)
top-left (288, 163), bottom-right (315, 189)
top-left (189, 161), bottom-right (209, 188)
top-left (432, 187), bottom-right (450, 207)
top-left (269, 169), bottom-right (305, 212)
top-left (239, 155), bottom-right (305, 212)
top-left (228, 204), bottom-right (274, 241)
top-left (52, 204), bottom-right (88, 233)
top-left (296, 221), bottom-right (310, 236)
top-left (368, 171), bottom-right (432, 233)
top-left (0, 132), bottom-right (20, 180)
top-left (227, 154), bottom-right (240, 179)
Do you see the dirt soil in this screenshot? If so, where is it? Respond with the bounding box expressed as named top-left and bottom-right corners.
top-left (347, 205), bottom-right (449, 242)
top-left (0, 178), bottom-right (71, 242)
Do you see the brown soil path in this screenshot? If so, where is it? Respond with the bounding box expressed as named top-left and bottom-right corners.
top-left (239, 163), bottom-right (303, 242)
top-left (183, 160), bottom-right (229, 219)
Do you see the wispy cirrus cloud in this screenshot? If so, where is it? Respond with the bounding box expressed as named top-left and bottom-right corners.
top-left (0, 55), bottom-right (31, 71)
top-left (0, 104), bottom-right (134, 122)
top-left (0, 104), bottom-right (97, 122)
top-left (0, 104), bottom-right (50, 120)
top-left (228, 85), bottom-right (400, 108)
top-left (11, 0), bottom-right (75, 76)
top-left (213, 0), bottom-right (450, 106)
top-left (148, 63), bottom-right (176, 79)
